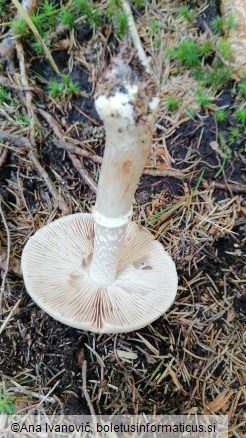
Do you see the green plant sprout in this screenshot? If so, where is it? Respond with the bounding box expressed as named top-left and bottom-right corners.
top-left (41, 0), bottom-right (57, 15)
top-left (107, 0), bottom-right (122, 17)
top-left (238, 75), bottom-right (246, 98)
top-left (166, 96), bottom-right (179, 112)
top-left (61, 75), bottom-right (80, 95)
top-left (114, 11), bottom-right (128, 37)
top-left (192, 68), bottom-right (206, 83)
top-left (217, 39), bottom-right (231, 60)
top-left (192, 64), bottom-right (232, 91)
top-left (48, 76), bottom-right (80, 98)
top-left (196, 90), bottom-right (212, 109)
top-left (11, 18), bottom-right (28, 36)
top-left (132, 0), bottom-right (144, 7)
top-left (106, 0), bottom-right (130, 37)
top-left (215, 132), bottom-right (232, 178)
top-left (169, 38), bottom-right (213, 69)
top-left (226, 14), bottom-right (236, 31)
top-left (0, 390), bottom-right (16, 415)
top-left (198, 40), bottom-right (213, 58)
top-left (238, 82), bottom-right (246, 98)
top-left (75, 0), bottom-right (102, 27)
top-left (16, 114), bottom-right (30, 125)
top-left (186, 107), bottom-right (196, 118)
top-left (178, 6), bottom-right (195, 23)
top-left (48, 79), bottom-right (63, 97)
top-left (59, 7), bottom-right (75, 29)
top-left (228, 127), bottom-right (241, 144)
top-left (207, 65), bottom-right (232, 90)
top-left (214, 109), bottom-right (227, 122)
top-left (0, 86), bottom-right (9, 105)
top-left (235, 107), bottom-right (246, 124)
top-left (61, 74), bottom-right (70, 85)
top-left (212, 14), bottom-right (235, 35)
top-left (154, 39), bottom-right (161, 48)
top-left (175, 39), bottom-right (200, 68)
top-left (30, 14), bottom-right (45, 34)
top-left (149, 20), bottom-right (159, 33)
top-left (0, 0), bottom-right (7, 17)
top-left (67, 81), bottom-right (80, 96)
top-left (31, 39), bottom-right (46, 55)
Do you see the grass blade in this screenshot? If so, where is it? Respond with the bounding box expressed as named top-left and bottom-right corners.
top-left (11, 0), bottom-right (60, 75)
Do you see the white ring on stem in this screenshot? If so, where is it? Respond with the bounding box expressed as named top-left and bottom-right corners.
top-left (92, 208), bottom-right (132, 228)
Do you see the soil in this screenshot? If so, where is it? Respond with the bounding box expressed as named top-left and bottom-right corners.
top-left (0, 0), bottom-right (245, 434)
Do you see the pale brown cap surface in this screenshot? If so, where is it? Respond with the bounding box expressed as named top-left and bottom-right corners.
top-left (22, 214), bottom-right (177, 333)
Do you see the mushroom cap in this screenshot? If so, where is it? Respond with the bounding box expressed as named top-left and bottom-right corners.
top-left (21, 214), bottom-right (178, 333)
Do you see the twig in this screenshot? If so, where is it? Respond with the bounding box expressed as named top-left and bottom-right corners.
top-left (0, 148), bottom-right (8, 168)
top-left (15, 41), bottom-right (69, 214)
top-left (0, 200), bottom-right (11, 316)
top-left (202, 181), bottom-right (246, 194)
top-left (15, 40), bottom-right (36, 146)
top-left (82, 361), bottom-right (96, 417)
top-left (0, 130), bottom-right (31, 148)
top-left (69, 153), bottom-right (97, 193)
top-left (0, 298), bottom-right (21, 335)
top-left (122, 0), bottom-right (151, 72)
top-left (53, 139), bottom-right (102, 164)
top-left (8, 380), bottom-right (56, 404)
top-left (53, 139), bottom-right (189, 180)
top-left (29, 149), bottom-right (71, 213)
top-left (82, 360), bottom-right (98, 436)
top-left (0, 75), bottom-right (35, 91)
top-left (38, 108), bottom-right (98, 193)
top-left (142, 168), bottom-right (189, 178)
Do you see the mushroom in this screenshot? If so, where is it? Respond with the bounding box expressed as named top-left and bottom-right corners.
top-left (22, 47), bottom-right (178, 333)
top-left (220, 0), bottom-right (246, 75)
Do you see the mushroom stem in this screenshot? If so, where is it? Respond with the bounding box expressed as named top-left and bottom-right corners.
top-left (89, 48), bottom-right (159, 286)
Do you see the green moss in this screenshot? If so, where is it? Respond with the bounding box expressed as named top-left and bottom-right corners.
top-left (166, 96), bottom-right (179, 112)
top-left (48, 79), bottom-right (64, 97)
top-left (11, 18), bottom-right (29, 36)
top-left (67, 81), bottom-right (80, 95)
top-left (149, 20), bottom-right (159, 33)
top-left (0, 391), bottom-right (16, 415)
top-left (107, 0), bottom-right (122, 17)
top-left (132, 0), bottom-right (144, 7)
top-left (212, 14), bottom-right (236, 35)
top-left (235, 107), bottom-right (246, 124)
top-left (238, 75), bottom-right (246, 98)
top-left (59, 7), bottom-right (75, 30)
top-left (228, 127), bottom-right (241, 143)
top-left (178, 6), bottom-right (195, 23)
top-left (0, 0), bottom-right (6, 12)
top-left (217, 39), bottom-right (231, 60)
top-left (176, 39), bottom-right (200, 68)
top-left (207, 65), bottom-right (232, 90)
top-left (48, 76), bottom-right (80, 98)
top-left (196, 90), bottom-right (212, 109)
top-left (114, 11), bottom-right (128, 37)
top-left (214, 109), bottom-right (227, 122)
top-left (16, 114), bottom-right (30, 125)
top-left (75, 0), bottom-right (102, 27)
top-left (31, 39), bottom-right (46, 55)
top-left (0, 86), bottom-right (9, 105)
top-left (198, 40), bottom-right (213, 58)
